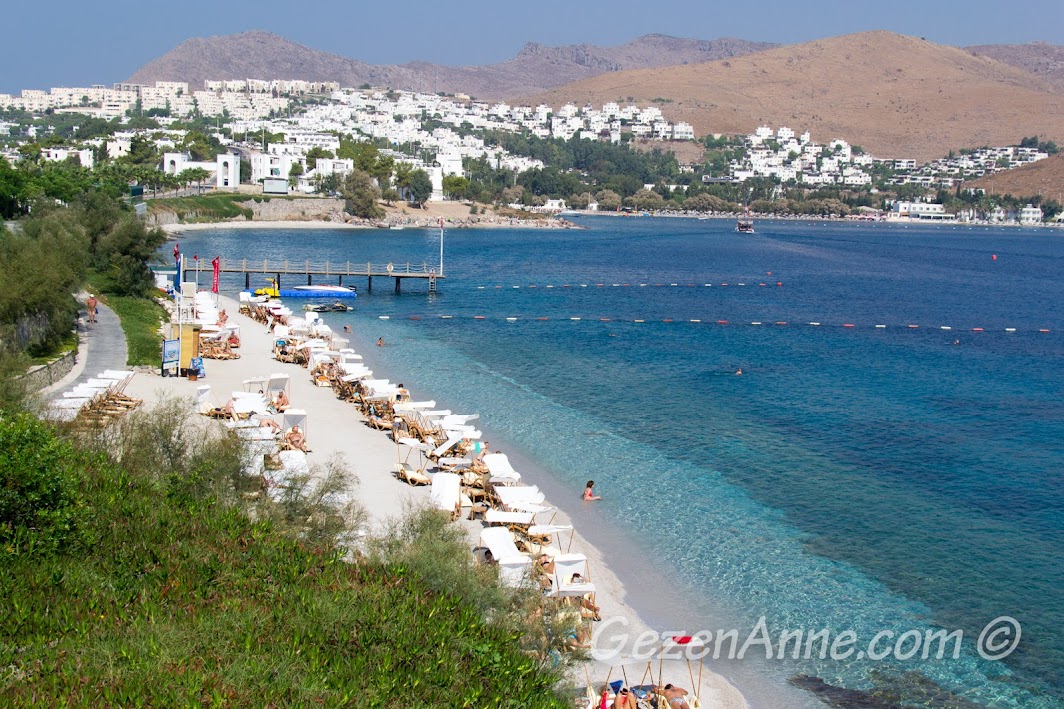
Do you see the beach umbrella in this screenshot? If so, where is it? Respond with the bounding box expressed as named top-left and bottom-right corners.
top-left (655, 635), bottom-right (707, 708)
top-left (396, 436), bottom-right (433, 471)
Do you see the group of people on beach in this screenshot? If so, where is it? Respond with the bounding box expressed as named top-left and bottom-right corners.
top-left (601, 683), bottom-right (691, 708)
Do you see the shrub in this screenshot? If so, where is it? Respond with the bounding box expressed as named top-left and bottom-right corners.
top-left (0, 413), bottom-right (86, 556)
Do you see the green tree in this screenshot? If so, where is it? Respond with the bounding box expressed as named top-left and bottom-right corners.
top-left (288, 162), bottom-right (305, 188)
top-left (339, 169), bottom-right (383, 219)
top-left (120, 135), bottom-right (159, 167)
top-left (408, 169), bottom-right (433, 207)
top-left (626, 188), bottom-right (666, 211)
top-left (442, 174), bottom-right (469, 201)
top-left (304, 147), bottom-right (334, 170)
top-left (594, 189), bottom-right (622, 211)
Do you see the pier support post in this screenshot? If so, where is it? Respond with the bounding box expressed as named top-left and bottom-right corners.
top-left (367, 276), bottom-right (372, 293)
top-left (394, 278), bottom-right (401, 294)
top-left (276, 273), bottom-right (281, 291)
top-left (245, 273), bottom-right (250, 290)
top-left (307, 274), bottom-right (312, 285)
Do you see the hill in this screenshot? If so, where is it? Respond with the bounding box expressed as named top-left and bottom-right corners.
top-left (966, 42), bottom-right (1064, 91)
top-left (524, 31), bottom-right (1064, 162)
top-left (965, 152), bottom-right (1064, 199)
top-left (126, 31), bottom-right (774, 99)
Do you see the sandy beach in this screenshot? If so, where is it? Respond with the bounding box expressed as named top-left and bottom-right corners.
top-left (123, 293), bottom-right (748, 708)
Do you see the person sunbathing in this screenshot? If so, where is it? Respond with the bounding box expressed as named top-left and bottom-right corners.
top-left (471, 440), bottom-right (490, 465)
top-left (259, 418), bottom-right (282, 434)
top-left (221, 397), bottom-right (237, 419)
top-left (272, 389), bottom-right (290, 412)
top-left (285, 425), bottom-right (308, 452)
top-left (656, 684), bottom-right (691, 709)
top-left (537, 553), bottom-right (555, 575)
top-left (611, 686), bottom-right (638, 709)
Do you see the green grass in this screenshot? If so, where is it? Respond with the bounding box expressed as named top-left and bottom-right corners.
top-left (147, 193), bottom-right (255, 222)
top-left (28, 330), bottom-right (78, 365)
top-left (99, 294), bottom-right (166, 366)
top-left (148, 193), bottom-right (324, 223)
top-left (0, 412), bottom-right (569, 707)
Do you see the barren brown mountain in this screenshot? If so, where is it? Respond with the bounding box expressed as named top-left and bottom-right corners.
top-left (966, 42), bottom-right (1064, 92)
top-left (524, 31), bottom-right (1064, 162)
top-left (126, 31), bottom-right (774, 100)
top-left (965, 153), bottom-right (1064, 200)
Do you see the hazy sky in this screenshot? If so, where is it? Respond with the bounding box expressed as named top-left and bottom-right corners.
top-left (2, 0), bottom-right (1062, 93)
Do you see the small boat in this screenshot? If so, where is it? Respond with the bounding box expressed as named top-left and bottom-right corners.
top-left (736, 218), bottom-right (755, 234)
top-left (304, 301), bottom-right (353, 312)
top-left (291, 281), bottom-right (357, 291)
top-left (389, 225), bottom-right (405, 230)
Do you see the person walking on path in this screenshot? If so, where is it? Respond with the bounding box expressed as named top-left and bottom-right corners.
top-left (86, 294), bottom-right (98, 325)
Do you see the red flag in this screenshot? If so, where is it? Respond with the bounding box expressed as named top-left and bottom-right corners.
top-left (173, 242), bottom-right (180, 263)
top-left (211, 257), bottom-right (220, 294)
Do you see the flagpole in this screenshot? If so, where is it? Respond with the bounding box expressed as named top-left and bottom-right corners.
top-left (439, 217), bottom-right (444, 276)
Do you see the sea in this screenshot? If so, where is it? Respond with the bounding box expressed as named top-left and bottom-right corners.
top-left (180, 216), bottom-right (1064, 708)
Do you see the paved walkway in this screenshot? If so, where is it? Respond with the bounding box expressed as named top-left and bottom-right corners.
top-left (43, 301), bottom-right (129, 399)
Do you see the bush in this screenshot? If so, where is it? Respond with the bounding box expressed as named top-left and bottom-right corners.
top-left (0, 405), bottom-right (569, 705)
top-left (0, 413), bottom-right (87, 556)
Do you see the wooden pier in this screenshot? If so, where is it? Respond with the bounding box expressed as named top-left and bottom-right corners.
top-left (186, 258), bottom-right (443, 294)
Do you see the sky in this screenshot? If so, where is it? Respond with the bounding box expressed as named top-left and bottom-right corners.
top-left (2, 0), bottom-right (1063, 93)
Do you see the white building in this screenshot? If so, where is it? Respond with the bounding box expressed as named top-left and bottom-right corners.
top-left (162, 152), bottom-right (240, 189)
top-left (1019, 204), bottom-right (1043, 225)
top-left (43, 147), bottom-right (94, 169)
top-left (251, 151), bottom-right (306, 184)
top-left (892, 201), bottom-right (953, 220)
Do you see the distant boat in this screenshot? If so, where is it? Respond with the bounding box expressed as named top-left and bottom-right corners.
top-left (389, 225), bottom-right (405, 230)
top-left (736, 218), bottom-right (755, 234)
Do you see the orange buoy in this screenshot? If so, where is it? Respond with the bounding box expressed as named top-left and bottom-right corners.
top-left (777, 282), bottom-right (783, 287)
top-left (992, 254), bottom-right (997, 261)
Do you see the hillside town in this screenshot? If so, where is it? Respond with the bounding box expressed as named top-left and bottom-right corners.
top-left (0, 78), bottom-right (1058, 223)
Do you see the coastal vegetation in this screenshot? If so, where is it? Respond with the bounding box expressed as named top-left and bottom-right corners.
top-left (0, 168), bottom-right (578, 704)
top-left (0, 181), bottom-right (166, 404)
top-left (0, 403), bottom-right (573, 706)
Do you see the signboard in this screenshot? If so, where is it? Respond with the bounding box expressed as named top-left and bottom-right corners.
top-left (162, 339), bottom-right (180, 367)
top-left (190, 357), bottom-right (205, 377)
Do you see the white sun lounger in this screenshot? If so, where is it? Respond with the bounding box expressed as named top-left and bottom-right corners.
top-left (549, 553), bottom-right (596, 597)
top-left (494, 485), bottom-right (544, 508)
top-left (429, 472), bottom-right (462, 519)
top-left (483, 453), bottom-right (522, 483)
top-left (479, 527), bottom-right (533, 587)
top-left (484, 510), bottom-right (535, 527)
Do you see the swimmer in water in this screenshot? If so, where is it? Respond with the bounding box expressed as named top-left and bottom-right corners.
top-left (736, 368), bottom-right (743, 376)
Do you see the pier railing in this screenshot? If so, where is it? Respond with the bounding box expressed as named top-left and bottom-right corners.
top-left (211, 259), bottom-right (441, 277)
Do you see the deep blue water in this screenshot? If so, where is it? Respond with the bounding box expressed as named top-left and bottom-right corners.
top-left (182, 217), bottom-right (1064, 707)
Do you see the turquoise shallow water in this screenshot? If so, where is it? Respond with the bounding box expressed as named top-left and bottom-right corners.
top-left (184, 217), bottom-right (1064, 707)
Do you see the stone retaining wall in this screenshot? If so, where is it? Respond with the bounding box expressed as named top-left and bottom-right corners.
top-left (147, 198), bottom-right (346, 227)
top-left (22, 350), bottom-right (76, 391)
